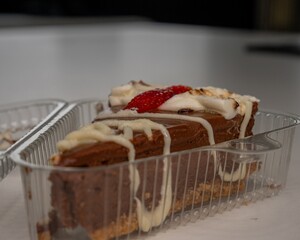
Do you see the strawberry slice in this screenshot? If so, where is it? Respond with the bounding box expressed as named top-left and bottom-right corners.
top-left (167, 85), bottom-right (191, 94)
top-left (124, 85), bottom-right (191, 113)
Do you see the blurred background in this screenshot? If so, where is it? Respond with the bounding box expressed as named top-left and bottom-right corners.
top-left (1, 0), bottom-right (300, 31)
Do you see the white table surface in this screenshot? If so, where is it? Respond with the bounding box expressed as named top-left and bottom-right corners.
top-left (0, 21), bottom-right (299, 240)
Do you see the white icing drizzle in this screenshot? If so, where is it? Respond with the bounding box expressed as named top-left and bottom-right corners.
top-left (134, 122), bottom-right (172, 232)
top-left (123, 126), bottom-right (133, 140)
top-left (218, 101), bottom-right (253, 182)
top-left (57, 122), bottom-right (134, 157)
top-left (96, 111), bottom-right (216, 146)
top-left (97, 111), bottom-right (217, 173)
top-left (239, 101), bottom-right (253, 139)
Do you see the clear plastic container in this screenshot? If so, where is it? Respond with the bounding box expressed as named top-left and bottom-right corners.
top-left (0, 99), bottom-right (66, 180)
top-left (10, 99), bottom-right (300, 240)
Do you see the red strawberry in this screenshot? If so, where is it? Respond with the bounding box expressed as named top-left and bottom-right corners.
top-left (167, 85), bottom-right (191, 94)
top-left (124, 85), bottom-right (191, 113)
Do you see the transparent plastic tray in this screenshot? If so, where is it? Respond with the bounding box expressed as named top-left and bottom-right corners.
top-left (0, 99), bottom-right (66, 181)
top-left (10, 99), bottom-right (300, 240)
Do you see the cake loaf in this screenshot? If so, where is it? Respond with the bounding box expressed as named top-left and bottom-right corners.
top-left (43, 81), bottom-right (259, 240)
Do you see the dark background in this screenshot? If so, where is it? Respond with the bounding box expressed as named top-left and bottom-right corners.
top-left (1, 0), bottom-right (300, 32)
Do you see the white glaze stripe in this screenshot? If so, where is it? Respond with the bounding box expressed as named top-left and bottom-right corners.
top-left (96, 111), bottom-right (216, 145)
top-left (239, 101), bottom-right (253, 138)
top-left (218, 101), bottom-right (253, 181)
top-left (135, 123), bottom-right (172, 232)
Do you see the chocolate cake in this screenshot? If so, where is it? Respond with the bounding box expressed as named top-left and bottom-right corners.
top-left (43, 81), bottom-right (260, 240)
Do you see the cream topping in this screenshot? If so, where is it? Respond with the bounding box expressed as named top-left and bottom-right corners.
top-left (159, 91), bottom-right (238, 119)
top-left (109, 80), bottom-right (164, 107)
top-left (159, 87), bottom-right (258, 119)
top-left (109, 82), bottom-right (259, 120)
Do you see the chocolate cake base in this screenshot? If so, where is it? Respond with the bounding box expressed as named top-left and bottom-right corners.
top-left (38, 172), bottom-right (258, 240)
top-left (41, 153), bottom-right (259, 240)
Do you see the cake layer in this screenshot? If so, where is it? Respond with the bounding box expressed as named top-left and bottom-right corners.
top-left (53, 107), bottom-right (257, 167)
